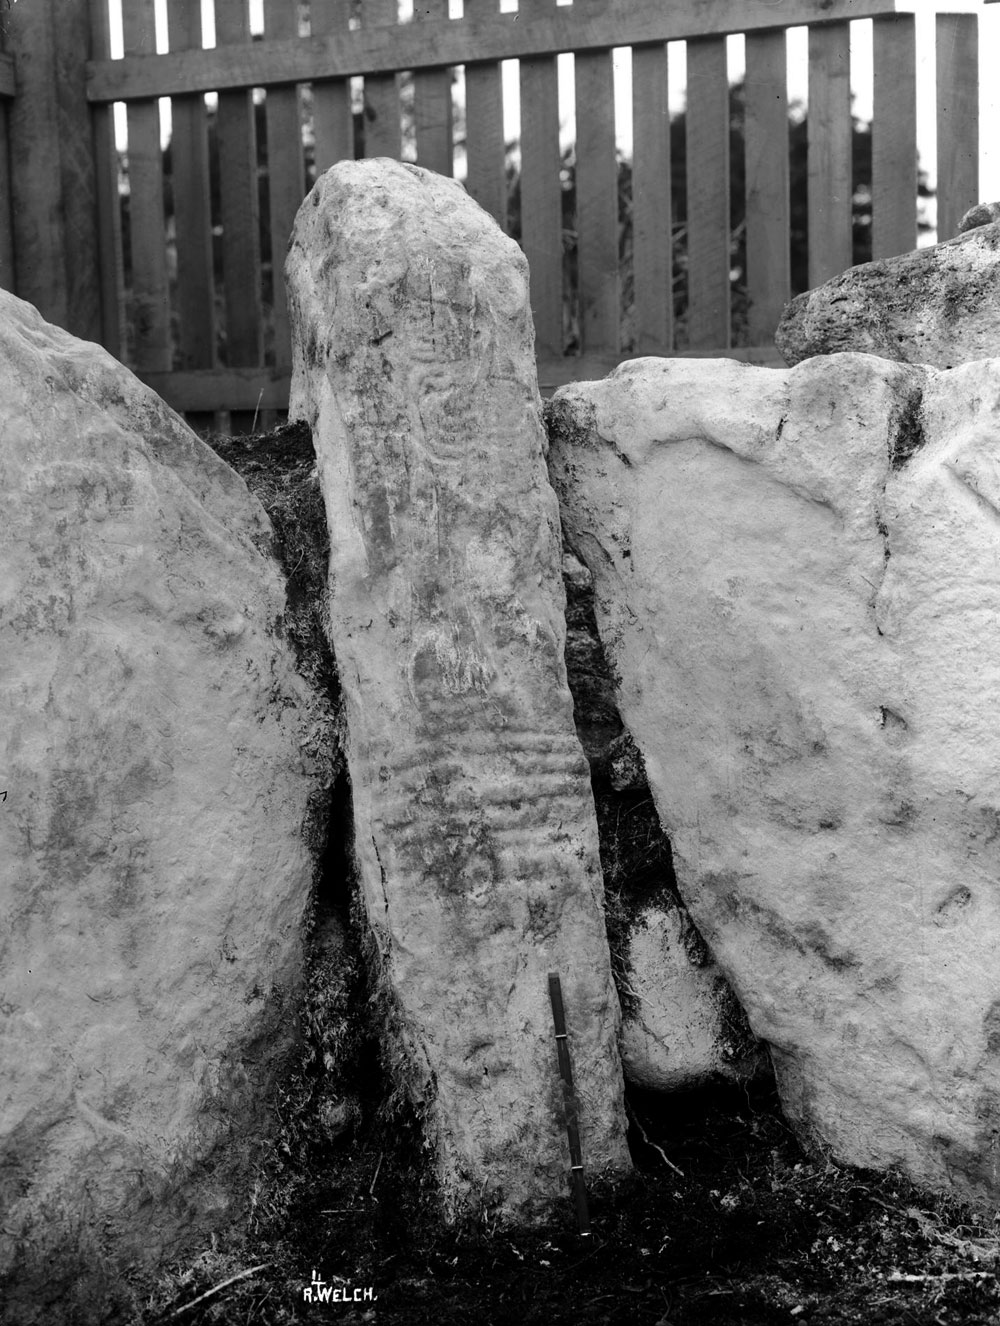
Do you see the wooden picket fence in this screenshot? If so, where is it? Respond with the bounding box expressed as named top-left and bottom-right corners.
top-left (0, 0), bottom-right (985, 427)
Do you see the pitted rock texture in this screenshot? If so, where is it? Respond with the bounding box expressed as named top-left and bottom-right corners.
top-left (547, 353), bottom-right (1000, 1207)
top-left (286, 158), bottom-right (628, 1216)
top-left (958, 201), bottom-right (1000, 234)
top-left (776, 223), bottom-right (1000, 368)
top-left (622, 905), bottom-right (767, 1093)
top-left (0, 293), bottom-right (320, 1323)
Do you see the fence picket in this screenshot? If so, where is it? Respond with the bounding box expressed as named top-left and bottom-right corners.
top-left (685, 36), bottom-right (730, 349)
top-left (215, 0), bottom-right (263, 430)
top-left (872, 15), bottom-right (917, 260)
top-left (166, 0), bottom-right (216, 387)
top-left (630, 42), bottom-right (671, 355)
top-left (414, 0), bottom-right (453, 176)
top-left (519, 0), bottom-right (562, 357)
top-left (464, 0), bottom-right (506, 231)
top-left (744, 28), bottom-right (789, 345)
top-left (363, 0), bottom-right (402, 159)
top-left (807, 21), bottom-right (852, 287)
top-left (264, 0), bottom-right (305, 378)
top-left (122, 0), bottom-right (171, 371)
top-left (0, 16), bottom-right (13, 295)
top-left (312, 0), bottom-right (354, 174)
top-left (936, 12), bottom-right (978, 243)
top-left (574, 45), bottom-right (618, 354)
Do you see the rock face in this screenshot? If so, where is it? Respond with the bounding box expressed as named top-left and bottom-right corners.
top-left (621, 903), bottom-right (767, 1093)
top-left (776, 223), bottom-right (1000, 367)
top-left (0, 293), bottom-right (321, 1321)
top-left (562, 548), bottom-right (767, 1093)
top-left (285, 158), bottom-right (628, 1217)
top-left (547, 353), bottom-right (1000, 1206)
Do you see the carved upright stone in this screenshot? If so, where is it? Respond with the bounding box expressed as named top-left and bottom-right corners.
top-left (286, 159), bottom-right (628, 1215)
top-left (548, 353), bottom-right (1000, 1207)
top-left (776, 223), bottom-right (1000, 368)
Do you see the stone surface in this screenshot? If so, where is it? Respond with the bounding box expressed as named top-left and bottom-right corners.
top-left (958, 201), bottom-right (1000, 234)
top-left (285, 158), bottom-right (629, 1217)
top-left (0, 292), bottom-right (322, 1321)
top-left (547, 352), bottom-right (1000, 1206)
top-left (776, 223), bottom-right (1000, 368)
top-left (622, 904), bottom-right (767, 1093)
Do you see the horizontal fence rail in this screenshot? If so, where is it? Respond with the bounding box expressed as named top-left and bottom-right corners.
top-left (0, 0), bottom-right (986, 428)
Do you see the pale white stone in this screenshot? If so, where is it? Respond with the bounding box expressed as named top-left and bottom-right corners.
top-left (548, 353), bottom-right (1000, 1206)
top-left (622, 903), bottom-right (765, 1092)
top-left (0, 292), bottom-right (321, 1313)
top-left (286, 158), bottom-right (629, 1217)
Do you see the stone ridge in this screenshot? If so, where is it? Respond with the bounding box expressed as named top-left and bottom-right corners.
top-left (775, 223), bottom-right (1000, 369)
top-left (286, 158), bottom-right (629, 1217)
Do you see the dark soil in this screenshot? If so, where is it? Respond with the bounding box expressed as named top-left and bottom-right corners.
top-left (129, 1080), bottom-right (1000, 1326)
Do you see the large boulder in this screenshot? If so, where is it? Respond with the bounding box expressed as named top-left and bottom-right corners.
top-left (547, 353), bottom-right (1000, 1206)
top-left (776, 223), bottom-right (1000, 368)
top-left (0, 293), bottom-right (324, 1322)
top-left (285, 158), bottom-right (629, 1217)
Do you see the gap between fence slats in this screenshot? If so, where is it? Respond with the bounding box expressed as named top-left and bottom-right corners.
top-left (574, 46), bottom-right (618, 354)
top-left (807, 21), bottom-right (852, 287)
top-left (167, 0), bottom-right (216, 396)
top-left (414, 0), bottom-right (453, 176)
top-left (685, 36), bottom-right (730, 350)
top-left (464, 0), bottom-right (506, 232)
top-left (872, 14), bottom-right (916, 260)
top-left (264, 0), bottom-right (305, 378)
top-left (519, 0), bottom-right (563, 357)
top-left (312, 0), bottom-right (354, 174)
top-left (744, 28), bottom-right (789, 346)
top-left (936, 12), bottom-right (978, 243)
top-left (363, 0), bottom-right (402, 159)
top-left (87, 0), bottom-right (902, 103)
top-left (630, 42), bottom-right (671, 355)
top-left (216, 0), bottom-right (263, 430)
top-left (88, 0), bottom-right (124, 356)
top-left (122, 0), bottom-right (171, 372)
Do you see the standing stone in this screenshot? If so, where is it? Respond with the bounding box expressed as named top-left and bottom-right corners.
top-left (775, 223), bottom-right (1000, 368)
top-left (285, 159), bottom-right (628, 1216)
top-left (0, 293), bottom-right (323, 1322)
top-left (548, 353), bottom-right (1000, 1207)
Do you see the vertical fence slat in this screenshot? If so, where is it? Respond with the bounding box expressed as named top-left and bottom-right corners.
top-left (166, 0), bottom-right (216, 376)
top-left (89, 0), bottom-right (125, 357)
top-left (363, 0), bottom-right (402, 159)
top-left (264, 0), bottom-right (305, 375)
top-left (414, 0), bottom-right (453, 176)
top-left (8, 0), bottom-right (105, 341)
top-left (631, 43), bottom-right (671, 355)
top-left (122, 0), bottom-right (171, 370)
top-left (807, 21), bottom-right (852, 288)
top-left (936, 12), bottom-right (979, 243)
top-left (575, 46), bottom-right (618, 354)
top-left (744, 29), bottom-right (789, 346)
top-left (872, 14), bottom-right (916, 260)
top-left (0, 93), bottom-right (10, 292)
top-left (519, 0), bottom-right (562, 357)
top-left (312, 0), bottom-right (354, 174)
top-left (0, 12), bottom-right (14, 294)
top-left (685, 36), bottom-right (729, 350)
top-left (464, 0), bottom-right (506, 231)
top-left (216, 0), bottom-right (263, 428)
